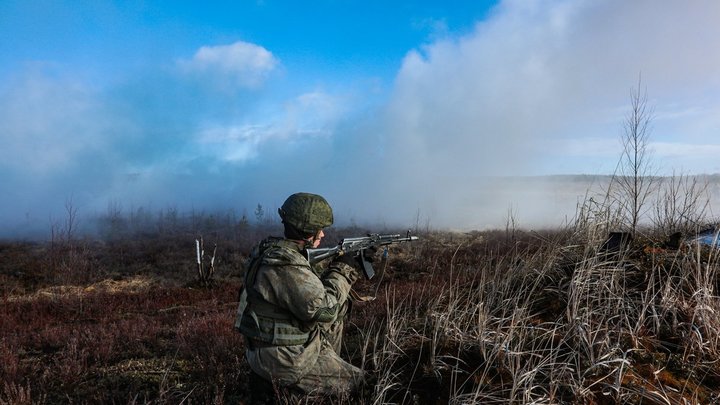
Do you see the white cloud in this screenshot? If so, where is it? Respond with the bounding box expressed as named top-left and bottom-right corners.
top-left (178, 41), bottom-right (278, 89)
top-left (557, 137), bottom-right (620, 157)
top-left (284, 91), bottom-right (345, 137)
top-left (331, 0), bottom-right (720, 228)
top-left (196, 124), bottom-right (269, 162)
top-left (653, 142), bottom-right (720, 159)
top-left (0, 69), bottom-right (116, 174)
top-left (379, 0), bottom-right (720, 178)
top-left (6, 1), bottom-right (720, 235)
top-left (194, 90), bottom-right (344, 163)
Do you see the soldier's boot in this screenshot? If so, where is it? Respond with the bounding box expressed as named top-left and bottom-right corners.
top-left (248, 370), bottom-right (275, 405)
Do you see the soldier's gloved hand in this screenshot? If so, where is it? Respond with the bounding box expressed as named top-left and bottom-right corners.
top-left (329, 253), bottom-right (363, 283)
top-left (360, 246), bottom-right (379, 263)
top-left (333, 251), bottom-right (361, 269)
top-left (334, 246), bottom-right (378, 269)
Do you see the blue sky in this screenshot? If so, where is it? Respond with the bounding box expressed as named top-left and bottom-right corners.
top-left (2, 0), bottom-right (720, 234)
top-left (0, 1), bottom-right (494, 87)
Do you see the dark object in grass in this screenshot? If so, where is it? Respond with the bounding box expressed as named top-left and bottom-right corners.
top-left (600, 232), bottom-right (633, 253)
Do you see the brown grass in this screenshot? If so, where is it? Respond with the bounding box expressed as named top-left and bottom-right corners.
top-left (2, 210), bottom-right (720, 404)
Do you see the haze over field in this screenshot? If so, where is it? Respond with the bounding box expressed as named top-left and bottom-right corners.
top-left (2, 1), bottom-right (720, 236)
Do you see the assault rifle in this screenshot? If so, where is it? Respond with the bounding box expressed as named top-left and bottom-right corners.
top-left (305, 232), bottom-right (419, 280)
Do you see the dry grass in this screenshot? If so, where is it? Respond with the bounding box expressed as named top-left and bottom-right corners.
top-left (2, 208), bottom-right (720, 404)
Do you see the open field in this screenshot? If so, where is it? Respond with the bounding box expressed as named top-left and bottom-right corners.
top-left (3, 214), bottom-right (720, 404)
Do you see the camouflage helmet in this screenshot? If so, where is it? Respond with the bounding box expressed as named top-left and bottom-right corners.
top-left (278, 192), bottom-right (333, 234)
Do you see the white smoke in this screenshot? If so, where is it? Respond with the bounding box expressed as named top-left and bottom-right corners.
top-left (2, 1), bottom-right (720, 237)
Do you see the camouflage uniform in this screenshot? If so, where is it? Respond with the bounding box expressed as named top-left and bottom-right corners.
top-left (235, 236), bottom-right (363, 394)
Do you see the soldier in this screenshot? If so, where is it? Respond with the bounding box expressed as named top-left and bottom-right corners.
top-left (235, 192), bottom-right (369, 398)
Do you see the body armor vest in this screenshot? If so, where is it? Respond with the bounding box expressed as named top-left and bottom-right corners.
top-left (236, 238), bottom-right (312, 346)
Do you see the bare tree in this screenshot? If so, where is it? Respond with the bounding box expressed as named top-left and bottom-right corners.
top-left (652, 171), bottom-right (710, 234)
top-left (51, 197), bottom-right (79, 244)
top-left (64, 197), bottom-right (78, 241)
top-left (612, 76), bottom-right (657, 236)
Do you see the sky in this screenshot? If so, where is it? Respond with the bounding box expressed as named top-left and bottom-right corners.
top-left (2, 0), bottom-right (720, 236)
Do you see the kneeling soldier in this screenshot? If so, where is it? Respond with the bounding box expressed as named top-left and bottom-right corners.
top-left (235, 192), bottom-right (367, 397)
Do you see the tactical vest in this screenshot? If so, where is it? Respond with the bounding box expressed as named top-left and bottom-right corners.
top-left (236, 238), bottom-right (313, 346)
